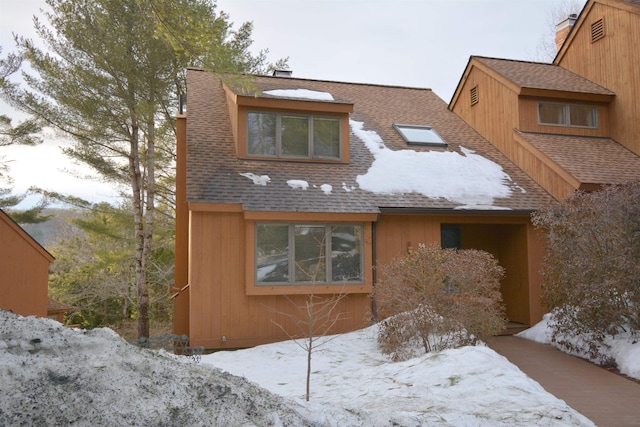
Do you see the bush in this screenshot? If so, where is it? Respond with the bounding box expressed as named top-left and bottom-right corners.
top-left (532, 181), bottom-right (640, 363)
top-left (375, 245), bottom-right (506, 361)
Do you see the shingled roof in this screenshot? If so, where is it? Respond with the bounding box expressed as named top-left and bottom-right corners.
top-left (515, 131), bottom-right (640, 186)
top-left (473, 56), bottom-right (615, 96)
top-left (186, 70), bottom-right (554, 213)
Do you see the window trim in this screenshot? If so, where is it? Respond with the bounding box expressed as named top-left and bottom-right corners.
top-left (254, 222), bottom-right (364, 286)
top-left (537, 102), bottom-right (598, 129)
top-left (246, 110), bottom-right (342, 160)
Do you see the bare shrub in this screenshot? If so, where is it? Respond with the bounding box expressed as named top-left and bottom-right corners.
top-left (375, 245), bottom-right (506, 361)
top-left (532, 181), bottom-right (640, 363)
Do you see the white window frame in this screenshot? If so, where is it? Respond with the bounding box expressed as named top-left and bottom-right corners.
top-left (537, 102), bottom-right (598, 129)
top-left (393, 123), bottom-right (447, 147)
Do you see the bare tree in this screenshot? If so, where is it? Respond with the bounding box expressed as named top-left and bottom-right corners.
top-left (534, 0), bottom-right (586, 62)
top-left (266, 229), bottom-right (349, 401)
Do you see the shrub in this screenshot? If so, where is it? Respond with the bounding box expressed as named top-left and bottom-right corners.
top-left (532, 181), bottom-right (640, 363)
top-left (375, 245), bottom-right (506, 361)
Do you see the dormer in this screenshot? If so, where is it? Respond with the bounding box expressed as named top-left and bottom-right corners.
top-left (223, 80), bottom-right (354, 164)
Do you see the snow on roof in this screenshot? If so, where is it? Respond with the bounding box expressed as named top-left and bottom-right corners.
top-left (240, 172), bottom-right (271, 186)
top-left (263, 89), bottom-right (335, 101)
top-left (287, 179), bottom-right (309, 190)
top-left (350, 120), bottom-right (514, 209)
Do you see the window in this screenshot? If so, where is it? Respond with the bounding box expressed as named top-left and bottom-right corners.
top-left (470, 86), bottom-right (479, 106)
top-left (441, 224), bottom-right (461, 250)
top-left (393, 124), bottom-right (446, 147)
top-left (255, 223), bottom-right (363, 285)
top-left (538, 102), bottom-right (598, 128)
top-left (247, 111), bottom-right (341, 159)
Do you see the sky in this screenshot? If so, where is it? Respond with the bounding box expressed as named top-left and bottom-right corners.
top-left (4, 308), bottom-right (623, 426)
top-left (0, 0), bottom-right (579, 209)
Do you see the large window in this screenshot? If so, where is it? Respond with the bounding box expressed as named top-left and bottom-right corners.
top-left (247, 112), bottom-right (341, 159)
top-left (538, 102), bottom-right (598, 128)
top-left (255, 223), bottom-right (363, 285)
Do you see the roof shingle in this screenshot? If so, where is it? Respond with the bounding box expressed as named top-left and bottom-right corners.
top-left (186, 70), bottom-right (554, 213)
top-left (474, 56), bottom-right (614, 95)
top-left (516, 131), bottom-right (640, 185)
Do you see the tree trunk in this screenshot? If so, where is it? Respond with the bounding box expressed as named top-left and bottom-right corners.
top-left (141, 119), bottom-right (156, 338)
top-left (129, 121), bottom-right (149, 339)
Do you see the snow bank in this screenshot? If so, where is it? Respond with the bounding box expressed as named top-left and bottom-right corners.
top-left (0, 310), bottom-right (312, 426)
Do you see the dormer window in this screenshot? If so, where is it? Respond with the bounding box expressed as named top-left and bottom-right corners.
top-left (393, 123), bottom-right (447, 147)
top-left (247, 111), bottom-right (341, 159)
top-left (538, 102), bottom-right (598, 128)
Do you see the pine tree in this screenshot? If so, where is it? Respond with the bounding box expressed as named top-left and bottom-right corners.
top-left (2, 0), bottom-right (284, 337)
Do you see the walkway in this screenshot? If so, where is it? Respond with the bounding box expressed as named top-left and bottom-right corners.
top-left (490, 336), bottom-right (640, 427)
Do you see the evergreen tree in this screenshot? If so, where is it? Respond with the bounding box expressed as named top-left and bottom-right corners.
top-left (2, 0), bottom-right (284, 337)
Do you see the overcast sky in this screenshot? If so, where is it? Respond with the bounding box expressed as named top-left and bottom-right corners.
top-left (0, 0), bottom-right (581, 208)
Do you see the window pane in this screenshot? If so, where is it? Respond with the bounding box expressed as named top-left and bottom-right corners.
top-left (569, 105), bottom-right (597, 127)
top-left (294, 225), bottom-right (326, 283)
top-left (441, 224), bottom-right (461, 249)
top-left (331, 225), bottom-right (362, 282)
top-left (256, 224), bottom-right (289, 283)
top-left (248, 112), bottom-right (276, 156)
top-left (395, 125), bottom-right (445, 145)
top-left (281, 116), bottom-right (309, 157)
top-left (538, 103), bottom-right (565, 125)
top-left (313, 117), bottom-right (340, 158)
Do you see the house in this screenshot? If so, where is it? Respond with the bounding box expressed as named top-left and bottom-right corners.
top-left (173, 70), bottom-right (556, 350)
top-left (0, 209), bottom-right (55, 318)
top-left (449, 0), bottom-right (640, 202)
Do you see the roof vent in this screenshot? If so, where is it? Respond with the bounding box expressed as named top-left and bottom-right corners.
top-left (591, 18), bottom-right (605, 43)
top-left (272, 69), bottom-right (293, 77)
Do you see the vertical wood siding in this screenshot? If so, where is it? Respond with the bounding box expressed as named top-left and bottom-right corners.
top-left (374, 214), bottom-right (544, 325)
top-left (188, 210), bottom-right (370, 349)
top-left (558, 2), bottom-right (640, 155)
top-left (0, 213), bottom-right (52, 317)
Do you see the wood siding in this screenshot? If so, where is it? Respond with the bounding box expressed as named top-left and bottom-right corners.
top-left (186, 209), bottom-right (546, 348)
top-left (374, 214), bottom-right (545, 325)
top-left (557, 1), bottom-right (640, 155)
top-left (0, 211), bottom-right (53, 318)
top-left (518, 97), bottom-right (610, 136)
top-left (512, 131), bottom-right (581, 200)
top-left (450, 64), bottom-right (521, 163)
top-left (172, 114), bottom-right (189, 337)
top-left (188, 209), bottom-right (372, 349)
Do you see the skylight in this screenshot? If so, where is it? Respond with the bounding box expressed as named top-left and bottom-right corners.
top-left (393, 124), bottom-right (446, 146)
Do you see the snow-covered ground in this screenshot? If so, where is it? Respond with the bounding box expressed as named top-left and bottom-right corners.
top-left (0, 309), bottom-right (606, 427)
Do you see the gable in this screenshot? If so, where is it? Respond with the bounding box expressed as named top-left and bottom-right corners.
top-left (555, 0), bottom-right (640, 64)
top-left (0, 210), bottom-right (54, 263)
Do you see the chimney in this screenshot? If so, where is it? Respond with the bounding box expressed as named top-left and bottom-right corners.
top-left (272, 69), bottom-right (293, 77)
top-left (555, 13), bottom-right (578, 52)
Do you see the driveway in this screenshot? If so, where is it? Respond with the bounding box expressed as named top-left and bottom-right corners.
top-left (490, 336), bottom-right (640, 427)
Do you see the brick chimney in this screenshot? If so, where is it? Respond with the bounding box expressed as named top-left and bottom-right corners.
top-left (555, 13), bottom-right (578, 52)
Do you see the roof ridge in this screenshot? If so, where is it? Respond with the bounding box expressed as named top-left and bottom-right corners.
top-left (186, 68), bottom-right (433, 92)
top-left (473, 55), bottom-right (554, 67)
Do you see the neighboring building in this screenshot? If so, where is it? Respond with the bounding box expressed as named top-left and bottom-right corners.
top-left (47, 297), bottom-right (71, 323)
top-left (174, 70), bottom-right (555, 349)
top-left (0, 209), bottom-right (55, 318)
top-left (450, 0), bottom-right (640, 201)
